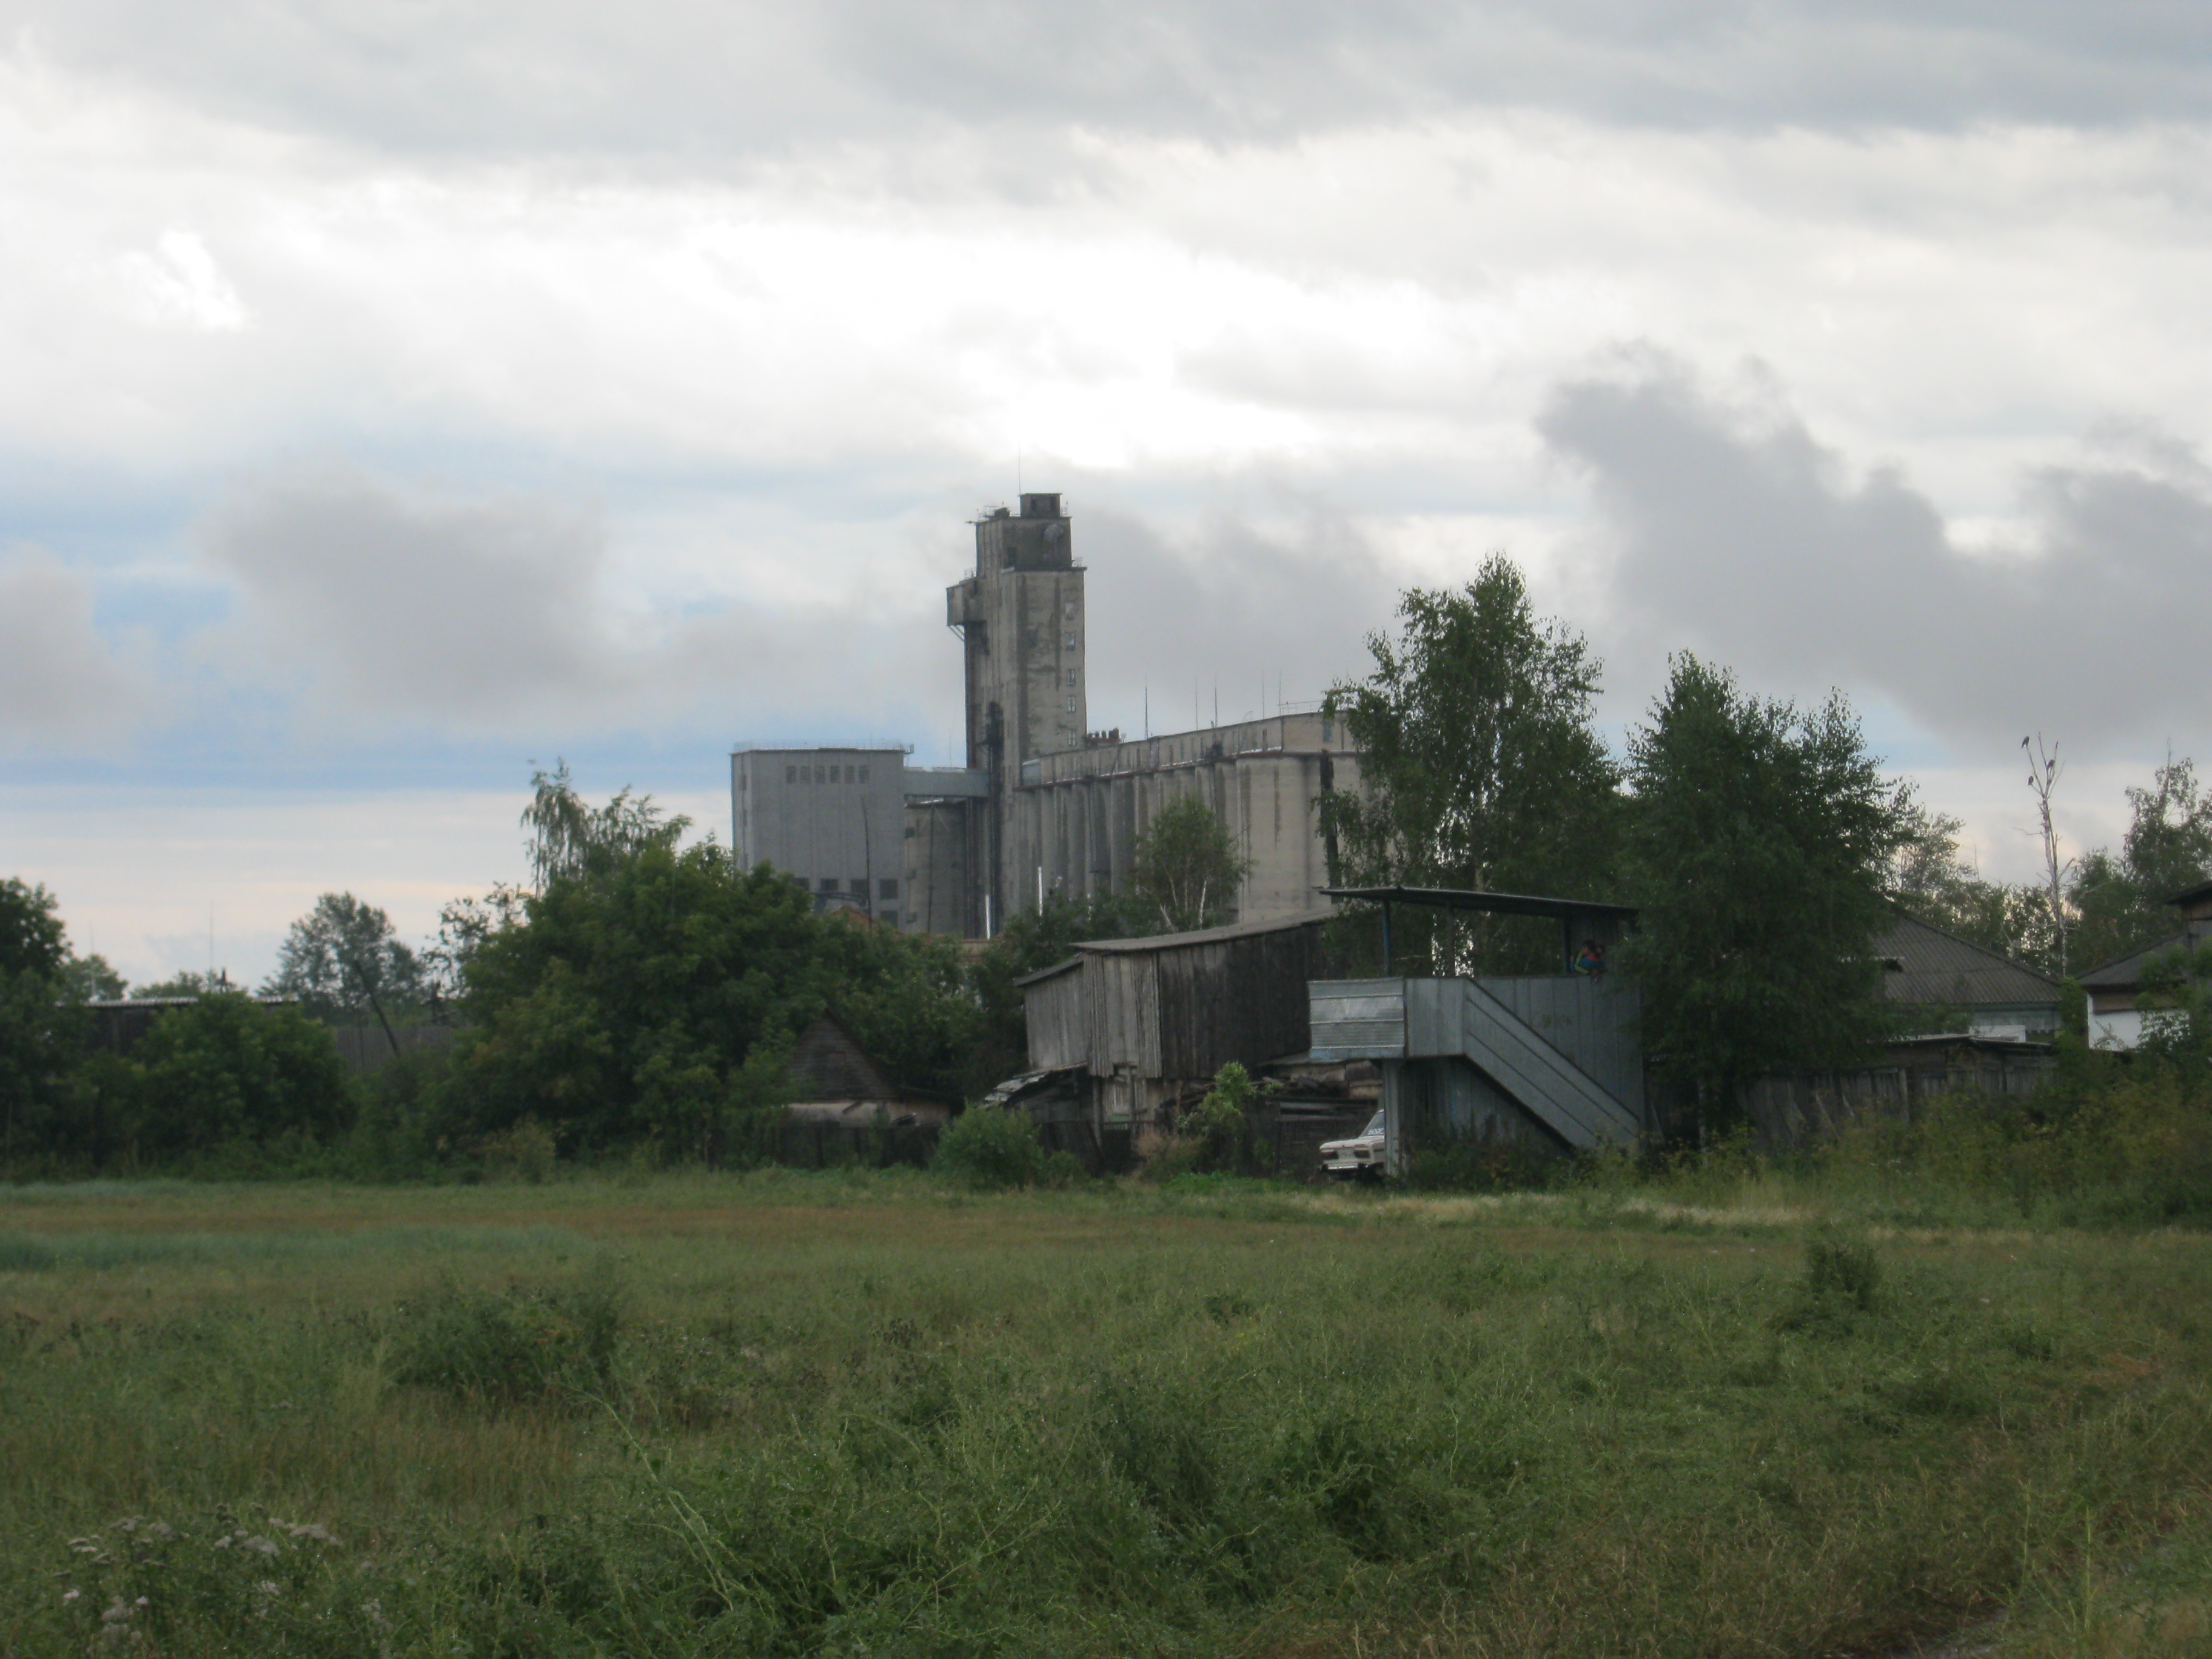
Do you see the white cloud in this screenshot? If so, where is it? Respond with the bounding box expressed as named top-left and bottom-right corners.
top-left (0, 548), bottom-right (149, 751)
top-left (116, 230), bottom-right (249, 332)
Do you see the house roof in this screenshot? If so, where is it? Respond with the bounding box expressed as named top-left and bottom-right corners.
top-left (2077, 933), bottom-right (2187, 991)
top-left (1071, 908), bottom-right (1341, 956)
top-left (2166, 879), bottom-right (2212, 907)
top-left (1872, 911), bottom-right (2060, 1008)
top-left (1010, 907), bottom-right (1341, 988)
top-left (1320, 886), bottom-right (1636, 921)
top-left (787, 1011), bottom-right (902, 1101)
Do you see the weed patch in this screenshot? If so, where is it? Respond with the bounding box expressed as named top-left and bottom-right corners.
top-left (389, 1272), bottom-right (625, 1406)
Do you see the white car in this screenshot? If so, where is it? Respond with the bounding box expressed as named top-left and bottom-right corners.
top-left (1319, 1110), bottom-right (1387, 1181)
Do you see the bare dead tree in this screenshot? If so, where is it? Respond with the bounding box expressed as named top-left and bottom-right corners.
top-left (2022, 733), bottom-right (2073, 976)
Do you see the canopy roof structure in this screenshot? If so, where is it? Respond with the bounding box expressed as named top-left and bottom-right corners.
top-left (1319, 886), bottom-right (1636, 921)
top-left (1318, 886), bottom-right (1635, 976)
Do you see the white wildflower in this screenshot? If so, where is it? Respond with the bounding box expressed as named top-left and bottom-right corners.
top-left (241, 1535), bottom-right (280, 1557)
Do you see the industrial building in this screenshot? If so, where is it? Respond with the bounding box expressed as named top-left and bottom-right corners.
top-left (730, 746), bottom-right (910, 922)
top-left (732, 492), bottom-right (1360, 936)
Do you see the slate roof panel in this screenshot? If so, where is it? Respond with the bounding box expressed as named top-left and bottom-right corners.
top-left (1874, 911), bottom-right (2060, 1008)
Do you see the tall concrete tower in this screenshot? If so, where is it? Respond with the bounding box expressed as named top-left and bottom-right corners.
top-left (945, 492), bottom-right (1085, 925)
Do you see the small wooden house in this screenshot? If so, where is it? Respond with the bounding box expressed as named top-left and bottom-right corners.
top-left (2079, 880), bottom-right (2212, 1050)
top-left (1871, 911), bottom-right (2061, 1039)
top-left (1016, 911), bottom-right (1337, 1142)
top-left (782, 1014), bottom-right (950, 1171)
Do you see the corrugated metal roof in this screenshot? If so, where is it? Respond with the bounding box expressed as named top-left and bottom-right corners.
top-left (1874, 911), bottom-right (2059, 1008)
top-left (2077, 934), bottom-right (2185, 990)
top-left (1322, 886), bottom-right (1636, 920)
top-left (1074, 908), bottom-right (1340, 956)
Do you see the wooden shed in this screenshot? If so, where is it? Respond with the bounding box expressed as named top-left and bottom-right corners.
top-left (1016, 910), bottom-right (1338, 1136)
top-left (788, 1011), bottom-right (903, 1102)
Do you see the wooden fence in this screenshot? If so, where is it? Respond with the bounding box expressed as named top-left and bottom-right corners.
top-left (1743, 1050), bottom-right (2057, 1154)
top-left (328, 1025), bottom-right (457, 1074)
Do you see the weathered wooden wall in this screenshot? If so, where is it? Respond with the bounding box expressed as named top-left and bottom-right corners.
top-left (1743, 1052), bottom-right (2057, 1153)
top-left (329, 1025), bottom-right (455, 1074)
top-left (1022, 964), bottom-right (1087, 1073)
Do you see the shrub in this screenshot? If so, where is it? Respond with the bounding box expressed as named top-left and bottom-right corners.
top-left (129, 994), bottom-right (356, 1162)
top-left (390, 1275), bottom-right (625, 1405)
top-left (933, 1104), bottom-right (1046, 1190)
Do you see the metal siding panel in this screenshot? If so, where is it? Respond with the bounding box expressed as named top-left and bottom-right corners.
top-left (1309, 977), bottom-right (1406, 1059)
top-left (1458, 980), bottom-right (1641, 1147)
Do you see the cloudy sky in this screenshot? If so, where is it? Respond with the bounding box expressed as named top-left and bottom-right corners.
top-left (5, 1), bottom-right (2211, 985)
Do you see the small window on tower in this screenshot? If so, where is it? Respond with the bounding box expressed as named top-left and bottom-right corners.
top-left (786, 765), bottom-right (797, 784)
top-left (1065, 668), bottom-right (1078, 688)
top-left (819, 877), bottom-right (840, 893)
top-left (1064, 632), bottom-right (1077, 649)
top-left (859, 766), bottom-right (870, 784)
top-left (1065, 694), bottom-right (1077, 712)
top-left (879, 877), bottom-right (899, 900)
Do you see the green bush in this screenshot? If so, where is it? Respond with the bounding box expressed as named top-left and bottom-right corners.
top-left (933, 1104), bottom-right (1047, 1190)
top-left (127, 994), bottom-right (357, 1164)
top-left (1802, 1234), bottom-right (1882, 1312)
top-left (1405, 1136), bottom-right (1560, 1191)
top-left (390, 1275), bottom-right (625, 1405)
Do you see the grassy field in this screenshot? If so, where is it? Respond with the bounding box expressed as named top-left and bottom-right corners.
top-left (2, 1170), bottom-right (2209, 1657)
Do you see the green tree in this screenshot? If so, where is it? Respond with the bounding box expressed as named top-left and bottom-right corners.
top-left (1884, 801), bottom-right (2049, 962)
top-left (0, 878), bottom-right (86, 1164)
top-left (130, 971), bottom-right (225, 999)
top-left (1131, 796), bottom-right (1250, 933)
top-left (59, 952), bottom-right (126, 1001)
top-left (1623, 656), bottom-right (1910, 1131)
top-left (2068, 756), bottom-right (2212, 972)
top-left (1322, 557), bottom-right (1623, 971)
top-left (263, 893), bottom-right (426, 1046)
top-left (447, 811), bottom-right (980, 1160)
top-left (521, 758), bottom-right (688, 890)
top-left (127, 994), bottom-right (355, 1162)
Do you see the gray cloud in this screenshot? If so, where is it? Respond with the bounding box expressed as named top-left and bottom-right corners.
top-left (203, 463), bottom-right (617, 719)
top-left (13, 0), bottom-right (2212, 165)
top-left (1537, 352), bottom-right (2212, 748)
top-left (197, 461), bottom-right (951, 742)
top-left (1078, 495), bottom-right (1397, 735)
top-left (0, 548), bottom-right (149, 751)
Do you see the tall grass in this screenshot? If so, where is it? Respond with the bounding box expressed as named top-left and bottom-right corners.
top-left (2, 1178), bottom-right (2209, 1655)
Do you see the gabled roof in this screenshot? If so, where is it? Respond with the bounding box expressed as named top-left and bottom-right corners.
top-left (788, 1011), bottom-right (902, 1101)
top-left (2077, 934), bottom-right (2187, 991)
top-left (1872, 911), bottom-right (2059, 1008)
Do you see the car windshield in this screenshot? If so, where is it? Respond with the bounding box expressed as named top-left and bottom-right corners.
top-left (1363, 1111), bottom-right (1385, 1138)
